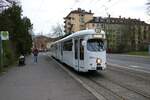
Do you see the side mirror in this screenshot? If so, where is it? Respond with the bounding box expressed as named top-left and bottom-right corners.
top-left (82, 40), bottom-right (86, 46)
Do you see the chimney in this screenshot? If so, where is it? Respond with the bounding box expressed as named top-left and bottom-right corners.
top-left (89, 10), bottom-right (91, 13)
top-left (78, 8), bottom-right (81, 12)
top-left (128, 17), bottom-right (131, 20)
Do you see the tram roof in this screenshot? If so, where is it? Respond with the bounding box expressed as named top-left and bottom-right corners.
top-left (52, 29), bottom-right (105, 44)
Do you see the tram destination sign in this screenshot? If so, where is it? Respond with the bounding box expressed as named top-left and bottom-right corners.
top-left (93, 34), bottom-right (104, 38)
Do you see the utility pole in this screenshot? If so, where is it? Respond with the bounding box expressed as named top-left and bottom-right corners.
top-left (0, 35), bottom-right (3, 68)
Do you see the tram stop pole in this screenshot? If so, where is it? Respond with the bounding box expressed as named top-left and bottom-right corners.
top-left (0, 31), bottom-right (9, 68)
top-left (0, 35), bottom-right (3, 68)
top-left (148, 44), bottom-right (150, 55)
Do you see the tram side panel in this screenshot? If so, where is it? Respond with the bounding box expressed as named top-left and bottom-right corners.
top-left (62, 39), bottom-right (74, 67)
top-left (57, 43), bottom-right (61, 61)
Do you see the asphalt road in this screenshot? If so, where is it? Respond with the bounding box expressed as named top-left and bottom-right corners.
top-left (0, 53), bottom-right (97, 100)
top-left (107, 54), bottom-right (150, 73)
top-left (49, 53), bottom-right (150, 100)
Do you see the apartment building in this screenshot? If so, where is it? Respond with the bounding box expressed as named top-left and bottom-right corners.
top-left (33, 35), bottom-right (49, 51)
top-left (64, 9), bottom-right (150, 52)
top-left (86, 16), bottom-right (150, 52)
top-left (64, 8), bottom-right (94, 34)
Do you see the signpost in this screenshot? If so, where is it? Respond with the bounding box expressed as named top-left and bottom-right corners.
top-left (148, 45), bottom-right (150, 55)
top-left (1, 31), bottom-right (9, 40)
top-left (0, 31), bottom-right (9, 68)
top-left (0, 36), bottom-right (2, 68)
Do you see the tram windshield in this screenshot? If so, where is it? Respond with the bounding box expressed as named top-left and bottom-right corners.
top-left (87, 39), bottom-right (105, 52)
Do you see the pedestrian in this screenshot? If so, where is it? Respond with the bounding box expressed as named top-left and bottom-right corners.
top-left (32, 47), bottom-right (39, 63)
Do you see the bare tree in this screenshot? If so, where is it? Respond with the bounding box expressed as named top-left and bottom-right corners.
top-left (0, 0), bottom-right (20, 10)
top-left (51, 23), bottom-right (64, 37)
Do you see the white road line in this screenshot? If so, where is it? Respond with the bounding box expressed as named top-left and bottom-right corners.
top-left (50, 57), bottom-right (106, 100)
top-left (108, 63), bottom-right (150, 74)
top-left (130, 65), bottom-right (140, 68)
top-left (108, 54), bottom-right (150, 58)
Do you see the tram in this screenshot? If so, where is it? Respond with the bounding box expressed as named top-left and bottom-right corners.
top-left (49, 29), bottom-right (107, 72)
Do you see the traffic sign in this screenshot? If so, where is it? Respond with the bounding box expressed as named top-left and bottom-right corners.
top-left (1, 31), bottom-right (9, 40)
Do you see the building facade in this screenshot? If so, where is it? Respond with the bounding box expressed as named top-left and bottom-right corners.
top-left (64, 9), bottom-right (150, 52)
top-left (86, 16), bottom-right (150, 52)
top-left (64, 8), bottom-right (93, 34)
top-left (33, 35), bottom-right (49, 51)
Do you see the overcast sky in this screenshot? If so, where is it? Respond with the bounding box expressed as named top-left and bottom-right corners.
top-left (20, 0), bottom-right (150, 35)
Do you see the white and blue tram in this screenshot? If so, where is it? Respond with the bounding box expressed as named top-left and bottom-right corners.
top-left (49, 29), bottom-right (106, 72)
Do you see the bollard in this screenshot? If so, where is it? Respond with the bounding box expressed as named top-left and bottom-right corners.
top-left (149, 45), bottom-right (150, 55)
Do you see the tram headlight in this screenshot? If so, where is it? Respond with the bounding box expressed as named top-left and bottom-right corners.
top-left (96, 58), bottom-right (102, 64)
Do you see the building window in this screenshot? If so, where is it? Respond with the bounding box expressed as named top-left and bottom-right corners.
top-left (97, 23), bottom-right (101, 27)
top-left (75, 39), bottom-right (78, 59)
top-left (92, 23), bottom-right (95, 27)
top-left (80, 25), bottom-right (85, 30)
top-left (80, 17), bottom-right (84, 23)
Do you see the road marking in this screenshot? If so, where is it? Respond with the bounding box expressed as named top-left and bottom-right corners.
top-left (50, 56), bottom-right (106, 100)
top-left (108, 54), bottom-right (150, 58)
top-left (108, 63), bottom-right (150, 74)
top-left (129, 65), bottom-right (140, 68)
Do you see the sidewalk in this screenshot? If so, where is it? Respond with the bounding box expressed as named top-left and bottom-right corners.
top-left (0, 53), bottom-right (97, 100)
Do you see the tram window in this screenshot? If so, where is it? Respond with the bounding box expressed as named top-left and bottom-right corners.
top-left (87, 39), bottom-right (105, 52)
top-left (75, 40), bottom-right (78, 59)
top-left (63, 40), bottom-right (72, 51)
top-left (80, 39), bottom-right (84, 60)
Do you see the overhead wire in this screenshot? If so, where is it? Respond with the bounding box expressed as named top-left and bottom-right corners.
top-left (94, 0), bottom-right (122, 17)
top-left (88, 0), bottom-right (102, 10)
top-left (70, 0), bottom-right (80, 10)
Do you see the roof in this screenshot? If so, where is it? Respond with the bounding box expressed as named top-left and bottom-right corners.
top-left (51, 29), bottom-right (105, 44)
top-left (86, 17), bottom-right (149, 25)
top-left (64, 8), bottom-right (94, 19)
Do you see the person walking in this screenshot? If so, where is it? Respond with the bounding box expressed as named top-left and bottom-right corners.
top-left (32, 47), bottom-right (39, 63)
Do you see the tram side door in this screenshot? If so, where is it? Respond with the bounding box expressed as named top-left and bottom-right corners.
top-left (79, 39), bottom-right (84, 70)
top-left (74, 38), bottom-right (84, 71)
top-left (74, 39), bottom-right (79, 71)
top-left (60, 43), bottom-right (63, 61)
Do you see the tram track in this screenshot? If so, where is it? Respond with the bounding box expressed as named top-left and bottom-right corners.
top-left (108, 64), bottom-right (150, 82)
top-left (79, 74), bottom-right (126, 100)
top-left (52, 57), bottom-right (125, 100)
top-left (91, 72), bottom-right (150, 100)
top-left (52, 57), bottom-right (150, 100)
top-left (106, 77), bottom-right (150, 99)
top-left (106, 66), bottom-right (150, 98)
top-left (79, 72), bottom-right (149, 100)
